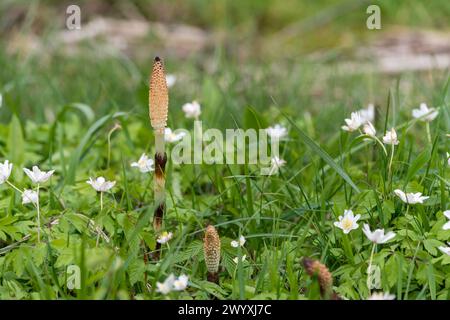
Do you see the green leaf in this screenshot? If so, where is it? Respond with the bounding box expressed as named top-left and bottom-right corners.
top-left (405, 147), bottom-right (431, 184)
top-left (11, 248), bottom-right (28, 277)
top-left (283, 112), bottom-right (360, 193)
top-left (197, 280), bottom-right (227, 299)
top-left (8, 115), bottom-right (25, 166)
top-left (244, 106), bottom-right (267, 130)
top-left (382, 200), bottom-right (395, 223)
top-left (55, 247), bottom-right (75, 268)
top-left (31, 243), bottom-right (47, 267)
top-left (172, 240), bottom-right (203, 263)
top-left (128, 260), bottom-right (146, 286)
top-left (427, 264), bottom-right (436, 300)
top-left (423, 239), bottom-right (442, 256)
top-left (65, 112), bottom-right (126, 185)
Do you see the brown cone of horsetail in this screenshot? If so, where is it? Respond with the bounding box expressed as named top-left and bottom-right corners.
top-left (203, 225), bottom-right (221, 284)
top-left (149, 56), bottom-right (169, 260)
top-left (302, 257), bottom-right (341, 300)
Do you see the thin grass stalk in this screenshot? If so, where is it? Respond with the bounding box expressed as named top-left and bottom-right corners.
top-left (36, 184), bottom-right (41, 243)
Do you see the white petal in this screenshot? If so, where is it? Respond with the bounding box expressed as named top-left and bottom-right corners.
top-left (381, 231), bottom-right (396, 243)
top-left (23, 168), bottom-right (36, 182)
top-left (394, 189), bottom-right (406, 202)
top-left (439, 246), bottom-right (450, 256)
top-left (442, 221), bottom-right (450, 231)
top-left (239, 235), bottom-right (246, 246)
top-left (362, 224), bottom-right (371, 237)
top-left (443, 210), bottom-right (450, 220)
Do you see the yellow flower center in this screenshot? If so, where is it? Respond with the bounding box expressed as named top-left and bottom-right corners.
top-left (342, 218), bottom-right (353, 231)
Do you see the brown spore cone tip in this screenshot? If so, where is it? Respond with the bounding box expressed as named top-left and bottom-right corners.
top-left (203, 225), bottom-right (221, 274)
top-left (149, 56), bottom-right (168, 132)
top-left (303, 257), bottom-right (333, 295)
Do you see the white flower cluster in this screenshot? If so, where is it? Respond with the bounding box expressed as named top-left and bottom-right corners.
top-left (333, 209), bottom-right (396, 244)
top-left (341, 104), bottom-right (374, 132)
top-left (230, 235), bottom-right (247, 264)
top-left (0, 161), bottom-right (54, 205)
top-left (156, 274), bottom-right (189, 294)
top-left (341, 102), bottom-right (440, 145)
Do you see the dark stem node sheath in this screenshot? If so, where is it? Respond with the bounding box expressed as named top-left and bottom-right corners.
top-left (207, 272), bottom-right (219, 285)
top-left (154, 152), bottom-right (167, 181)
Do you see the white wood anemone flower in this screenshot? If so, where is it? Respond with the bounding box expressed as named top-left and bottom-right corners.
top-left (164, 128), bottom-right (186, 143)
top-left (233, 255), bottom-right (247, 264)
top-left (362, 224), bottom-right (396, 244)
top-left (412, 103), bottom-right (438, 122)
top-left (334, 209), bottom-right (361, 234)
top-left (23, 166), bottom-right (54, 184)
top-left (156, 274), bottom-right (175, 294)
top-left (156, 274), bottom-right (189, 294)
top-left (156, 231), bottom-right (173, 244)
top-left (87, 177), bottom-right (115, 212)
top-left (182, 101), bottom-right (201, 119)
top-left (342, 112), bottom-right (364, 132)
top-left (268, 156), bottom-right (286, 175)
top-left (394, 189), bottom-right (429, 204)
top-left (131, 153), bottom-right (155, 173)
top-left (86, 177), bottom-right (116, 192)
top-left (367, 292), bottom-right (395, 300)
top-left (382, 128), bottom-right (399, 145)
top-left (0, 160), bottom-right (13, 184)
top-left (173, 274), bottom-right (189, 291)
top-left (22, 189), bottom-right (38, 205)
top-left (443, 210), bottom-right (450, 230)
top-left (439, 243), bottom-right (450, 256)
top-left (363, 121), bottom-right (376, 137)
top-left (22, 165), bottom-right (54, 243)
top-left (266, 124), bottom-right (288, 140)
top-left (447, 152), bottom-right (450, 166)
top-left (231, 235), bottom-right (246, 248)
top-left (359, 104), bottom-right (375, 123)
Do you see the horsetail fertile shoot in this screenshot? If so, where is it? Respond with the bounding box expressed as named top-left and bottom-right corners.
top-left (149, 56), bottom-right (169, 259)
top-left (203, 225), bottom-right (221, 284)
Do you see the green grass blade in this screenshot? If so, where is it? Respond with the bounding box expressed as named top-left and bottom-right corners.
top-left (282, 112), bottom-right (360, 193)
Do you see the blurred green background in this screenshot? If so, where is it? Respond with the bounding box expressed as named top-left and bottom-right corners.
top-left (0, 0), bottom-right (449, 128)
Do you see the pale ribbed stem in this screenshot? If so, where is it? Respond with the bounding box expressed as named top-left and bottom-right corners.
top-left (155, 129), bottom-right (165, 156)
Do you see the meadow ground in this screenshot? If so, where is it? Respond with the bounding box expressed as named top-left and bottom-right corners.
top-left (0, 0), bottom-right (449, 300)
